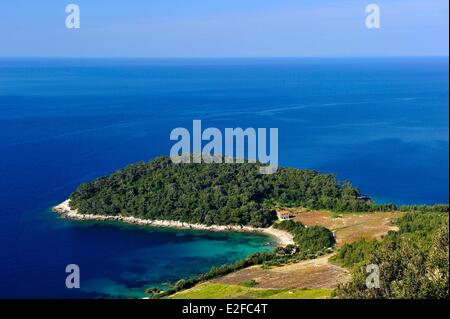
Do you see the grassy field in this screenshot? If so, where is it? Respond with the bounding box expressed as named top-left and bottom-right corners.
top-left (168, 283), bottom-right (333, 299)
top-left (212, 254), bottom-right (349, 289)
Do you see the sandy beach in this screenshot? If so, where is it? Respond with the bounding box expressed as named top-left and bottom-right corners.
top-left (52, 200), bottom-right (294, 246)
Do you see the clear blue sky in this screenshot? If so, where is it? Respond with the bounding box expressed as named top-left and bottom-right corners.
top-left (0, 0), bottom-right (448, 57)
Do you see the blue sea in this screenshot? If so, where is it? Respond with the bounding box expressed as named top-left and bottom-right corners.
top-left (0, 58), bottom-right (448, 298)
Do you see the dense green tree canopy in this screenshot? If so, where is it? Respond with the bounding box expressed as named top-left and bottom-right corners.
top-left (69, 156), bottom-right (371, 227)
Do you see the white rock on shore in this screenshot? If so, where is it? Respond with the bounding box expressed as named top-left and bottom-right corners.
top-left (52, 200), bottom-right (295, 246)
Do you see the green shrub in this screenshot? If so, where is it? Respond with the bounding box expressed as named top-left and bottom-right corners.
top-left (239, 280), bottom-right (258, 288)
top-left (274, 220), bottom-right (335, 253)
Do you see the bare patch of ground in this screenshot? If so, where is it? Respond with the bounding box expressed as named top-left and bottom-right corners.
top-left (212, 255), bottom-right (349, 289)
top-left (293, 210), bottom-right (403, 247)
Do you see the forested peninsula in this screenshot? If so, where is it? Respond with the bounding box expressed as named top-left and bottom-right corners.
top-left (54, 155), bottom-right (449, 299)
top-left (66, 156), bottom-right (385, 228)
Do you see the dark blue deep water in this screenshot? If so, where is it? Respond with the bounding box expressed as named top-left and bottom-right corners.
top-left (0, 58), bottom-right (448, 298)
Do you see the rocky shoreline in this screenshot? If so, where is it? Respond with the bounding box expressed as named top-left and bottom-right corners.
top-left (52, 200), bottom-right (294, 246)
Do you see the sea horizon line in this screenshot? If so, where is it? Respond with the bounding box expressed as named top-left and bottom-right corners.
top-left (0, 55), bottom-right (448, 60)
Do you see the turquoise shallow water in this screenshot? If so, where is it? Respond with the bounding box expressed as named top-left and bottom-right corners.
top-left (0, 58), bottom-right (448, 298)
top-left (12, 207), bottom-right (275, 298)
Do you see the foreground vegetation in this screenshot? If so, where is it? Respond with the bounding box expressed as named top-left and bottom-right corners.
top-left (69, 156), bottom-right (394, 227)
top-left (168, 283), bottom-right (333, 299)
top-left (332, 211), bottom-right (449, 298)
top-left (150, 220), bottom-right (334, 298)
top-left (154, 208), bottom-right (448, 299)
